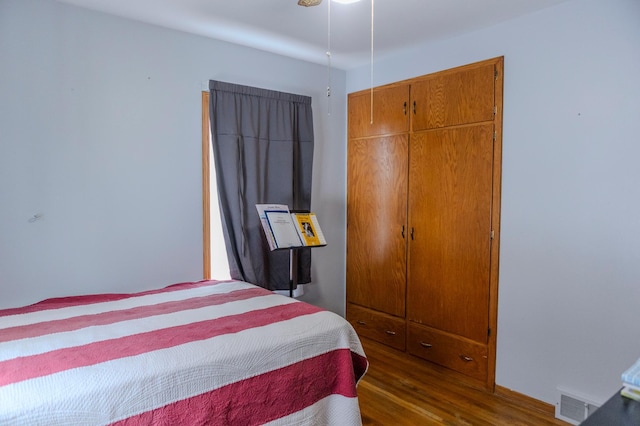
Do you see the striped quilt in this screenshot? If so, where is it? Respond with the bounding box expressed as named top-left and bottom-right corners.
top-left (0, 280), bottom-right (368, 425)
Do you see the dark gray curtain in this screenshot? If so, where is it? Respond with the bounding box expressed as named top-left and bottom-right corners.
top-left (209, 80), bottom-right (314, 291)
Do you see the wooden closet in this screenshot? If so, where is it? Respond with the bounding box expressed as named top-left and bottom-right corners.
top-left (346, 57), bottom-right (503, 390)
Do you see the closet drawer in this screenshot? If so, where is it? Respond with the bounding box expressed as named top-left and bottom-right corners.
top-left (407, 322), bottom-right (488, 381)
top-left (347, 303), bottom-right (406, 351)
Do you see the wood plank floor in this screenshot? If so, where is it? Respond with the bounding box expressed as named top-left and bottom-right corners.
top-left (357, 339), bottom-right (570, 426)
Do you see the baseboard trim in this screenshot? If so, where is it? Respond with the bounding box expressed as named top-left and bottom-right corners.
top-left (495, 385), bottom-right (556, 416)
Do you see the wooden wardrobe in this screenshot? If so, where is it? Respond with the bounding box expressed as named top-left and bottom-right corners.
top-left (346, 57), bottom-right (503, 390)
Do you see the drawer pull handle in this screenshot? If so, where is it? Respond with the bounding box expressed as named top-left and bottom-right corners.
top-left (356, 320), bottom-right (367, 326)
top-left (419, 342), bottom-right (433, 348)
top-left (385, 330), bottom-right (396, 336)
top-left (459, 355), bottom-right (474, 362)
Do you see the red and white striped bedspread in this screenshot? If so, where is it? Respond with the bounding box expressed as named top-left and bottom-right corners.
top-left (0, 280), bottom-right (368, 425)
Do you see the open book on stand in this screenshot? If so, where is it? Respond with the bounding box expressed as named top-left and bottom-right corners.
top-left (256, 204), bottom-right (327, 251)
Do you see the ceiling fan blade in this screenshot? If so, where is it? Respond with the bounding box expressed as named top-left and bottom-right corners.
top-left (298, 0), bottom-right (322, 7)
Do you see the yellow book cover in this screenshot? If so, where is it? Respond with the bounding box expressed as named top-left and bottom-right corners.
top-left (292, 213), bottom-right (327, 247)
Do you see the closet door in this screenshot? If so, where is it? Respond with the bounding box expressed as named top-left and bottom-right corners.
top-left (346, 135), bottom-right (408, 317)
top-left (411, 63), bottom-right (495, 131)
top-left (407, 123), bottom-right (494, 343)
top-left (348, 85), bottom-right (410, 138)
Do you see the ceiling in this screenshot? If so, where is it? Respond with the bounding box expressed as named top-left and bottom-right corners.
top-left (55, 0), bottom-right (571, 70)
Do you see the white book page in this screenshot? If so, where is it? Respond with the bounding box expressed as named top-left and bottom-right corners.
top-left (309, 214), bottom-right (327, 245)
top-left (266, 211), bottom-right (303, 248)
top-left (256, 204), bottom-right (290, 250)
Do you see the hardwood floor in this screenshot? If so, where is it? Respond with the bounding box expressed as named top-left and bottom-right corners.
top-left (357, 339), bottom-right (570, 426)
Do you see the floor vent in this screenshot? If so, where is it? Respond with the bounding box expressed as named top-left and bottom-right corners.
top-left (555, 388), bottom-right (600, 425)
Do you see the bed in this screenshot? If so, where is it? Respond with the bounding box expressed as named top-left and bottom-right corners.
top-left (0, 279), bottom-right (368, 425)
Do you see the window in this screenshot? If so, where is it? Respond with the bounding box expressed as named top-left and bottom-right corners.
top-left (201, 91), bottom-right (230, 280)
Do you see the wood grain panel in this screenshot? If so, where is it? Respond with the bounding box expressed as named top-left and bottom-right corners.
top-left (411, 63), bottom-right (495, 131)
top-left (407, 124), bottom-right (494, 343)
top-left (349, 85), bottom-right (410, 138)
top-left (347, 135), bottom-right (408, 317)
top-left (486, 57), bottom-right (504, 390)
top-left (407, 322), bottom-right (488, 382)
top-left (358, 338), bottom-right (569, 425)
top-left (201, 91), bottom-right (211, 280)
top-left (347, 303), bottom-right (406, 351)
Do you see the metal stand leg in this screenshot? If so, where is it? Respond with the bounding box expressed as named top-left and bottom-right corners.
top-left (288, 248), bottom-right (297, 298)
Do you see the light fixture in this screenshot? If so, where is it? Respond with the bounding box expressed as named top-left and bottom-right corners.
top-left (298, 0), bottom-right (360, 6)
top-left (297, 0), bottom-right (321, 6)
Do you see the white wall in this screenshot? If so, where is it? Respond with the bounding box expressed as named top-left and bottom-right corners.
top-left (347, 0), bottom-right (640, 407)
top-left (0, 0), bottom-right (348, 315)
